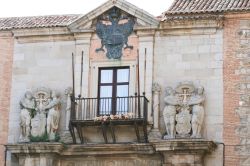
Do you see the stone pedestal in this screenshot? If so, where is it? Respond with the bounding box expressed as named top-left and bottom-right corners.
top-left (152, 139), bottom-right (216, 166)
top-left (7, 143), bottom-right (63, 166)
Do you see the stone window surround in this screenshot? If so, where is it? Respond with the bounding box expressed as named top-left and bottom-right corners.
top-left (89, 59), bottom-right (137, 99)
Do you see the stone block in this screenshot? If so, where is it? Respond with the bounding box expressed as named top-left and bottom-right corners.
top-left (176, 62), bottom-right (191, 70)
top-left (208, 61), bottom-right (223, 69)
top-left (182, 54), bottom-right (200, 61)
top-left (198, 45), bottom-right (211, 54)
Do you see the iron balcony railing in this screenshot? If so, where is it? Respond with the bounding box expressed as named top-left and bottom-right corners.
top-left (70, 95), bottom-right (148, 121)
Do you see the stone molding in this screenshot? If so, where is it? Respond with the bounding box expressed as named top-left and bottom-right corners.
top-left (6, 143), bottom-right (63, 154)
top-left (152, 139), bottom-right (216, 153)
top-left (159, 18), bottom-right (223, 36)
top-left (7, 140), bottom-right (216, 155)
top-left (6, 140), bottom-right (216, 166)
top-left (12, 27), bottom-right (71, 37)
top-left (68, 0), bottom-right (159, 32)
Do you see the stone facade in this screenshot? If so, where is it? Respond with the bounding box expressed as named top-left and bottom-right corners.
top-left (0, 0), bottom-right (250, 166)
top-left (8, 40), bottom-right (74, 144)
top-left (155, 19), bottom-right (224, 165)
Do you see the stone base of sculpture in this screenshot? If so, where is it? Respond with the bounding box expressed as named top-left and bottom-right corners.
top-left (148, 129), bottom-right (162, 141)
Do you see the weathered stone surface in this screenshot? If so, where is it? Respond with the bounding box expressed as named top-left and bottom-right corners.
top-left (7, 139), bottom-right (216, 166)
top-left (7, 143), bottom-right (160, 166)
top-left (153, 139), bottom-right (216, 166)
top-left (163, 82), bottom-right (205, 139)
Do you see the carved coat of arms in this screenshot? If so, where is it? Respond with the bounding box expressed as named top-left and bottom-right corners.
top-left (95, 7), bottom-right (135, 59)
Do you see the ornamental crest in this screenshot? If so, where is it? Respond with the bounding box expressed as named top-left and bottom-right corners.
top-left (95, 7), bottom-right (135, 59)
top-left (163, 82), bottom-right (206, 139)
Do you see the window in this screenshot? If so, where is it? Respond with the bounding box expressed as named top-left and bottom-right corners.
top-left (98, 67), bottom-right (130, 115)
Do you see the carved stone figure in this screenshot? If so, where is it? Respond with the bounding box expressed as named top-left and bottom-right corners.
top-left (19, 91), bottom-right (36, 142)
top-left (44, 91), bottom-right (61, 141)
top-left (148, 83), bottom-right (162, 140)
top-left (162, 82), bottom-right (206, 139)
top-left (19, 88), bottom-right (62, 142)
top-left (31, 88), bottom-right (50, 138)
top-left (163, 87), bottom-right (180, 139)
top-left (95, 7), bottom-right (135, 59)
top-left (65, 87), bottom-right (73, 130)
top-left (188, 86), bottom-right (205, 138)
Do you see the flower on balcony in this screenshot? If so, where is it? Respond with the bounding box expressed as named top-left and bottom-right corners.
top-left (94, 112), bottom-right (134, 121)
top-left (103, 115), bottom-right (109, 121)
top-left (94, 116), bottom-right (103, 121)
top-left (110, 115), bottom-right (115, 120)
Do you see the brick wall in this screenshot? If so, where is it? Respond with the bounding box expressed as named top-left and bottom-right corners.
top-left (224, 13), bottom-right (250, 166)
top-left (0, 32), bottom-right (13, 166)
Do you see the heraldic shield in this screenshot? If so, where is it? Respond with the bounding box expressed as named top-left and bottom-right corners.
top-left (95, 7), bottom-right (135, 59)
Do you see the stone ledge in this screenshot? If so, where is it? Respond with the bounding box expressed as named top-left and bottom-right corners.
top-left (62, 143), bottom-right (155, 156)
top-left (6, 143), bottom-right (154, 156)
top-left (6, 143), bottom-right (63, 154)
top-left (6, 140), bottom-right (217, 166)
top-left (7, 140), bottom-right (216, 155)
top-left (151, 139), bottom-right (217, 153)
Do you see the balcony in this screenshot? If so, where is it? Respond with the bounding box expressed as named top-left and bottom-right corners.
top-left (69, 95), bottom-right (149, 144)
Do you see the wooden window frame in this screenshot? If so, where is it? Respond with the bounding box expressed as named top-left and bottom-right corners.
top-left (98, 66), bottom-right (130, 115)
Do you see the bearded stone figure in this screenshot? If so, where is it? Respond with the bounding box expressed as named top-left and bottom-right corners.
top-left (19, 91), bottom-right (36, 142)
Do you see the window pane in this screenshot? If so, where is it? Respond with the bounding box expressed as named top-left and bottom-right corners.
top-left (117, 69), bottom-right (129, 83)
top-left (117, 85), bottom-right (128, 97)
top-left (100, 86), bottom-right (112, 97)
top-left (116, 85), bottom-right (129, 114)
top-left (101, 70), bottom-right (113, 83)
top-left (99, 86), bottom-right (112, 115)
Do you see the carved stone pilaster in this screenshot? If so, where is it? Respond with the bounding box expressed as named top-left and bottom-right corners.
top-left (148, 83), bottom-right (162, 141)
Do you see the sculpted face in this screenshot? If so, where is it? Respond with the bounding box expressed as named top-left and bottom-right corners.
top-left (197, 86), bottom-right (204, 95)
top-left (166, 87), bottom-right (174, 96)
top-left (51, 91), bottom-right (57, 98)
top-left (25, 92), bottom-right (33, 100)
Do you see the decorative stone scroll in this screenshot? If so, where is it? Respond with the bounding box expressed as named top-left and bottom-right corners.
top-left (163, 82), bottom-right (205, 139)
top-left (19, 87), bottom-right (61, 142)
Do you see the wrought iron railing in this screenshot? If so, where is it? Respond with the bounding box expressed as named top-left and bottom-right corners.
top-left (70, 95), bottom-right (148, 121)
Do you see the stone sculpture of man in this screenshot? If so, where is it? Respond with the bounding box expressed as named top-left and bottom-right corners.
top-left (163, 87), bottom-right (180, 139)
top-left (188, 86), bottom-right (205, 138)
top-left (65, 87), bottom-right (72, 130)
top-left (44, 91), bottom-right (61, 141)
top-left (19, 91), bottom-right (36, 142)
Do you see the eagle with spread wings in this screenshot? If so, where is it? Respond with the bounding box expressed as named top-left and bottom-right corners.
top-left (95, 7), bottom-right (135, 59)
